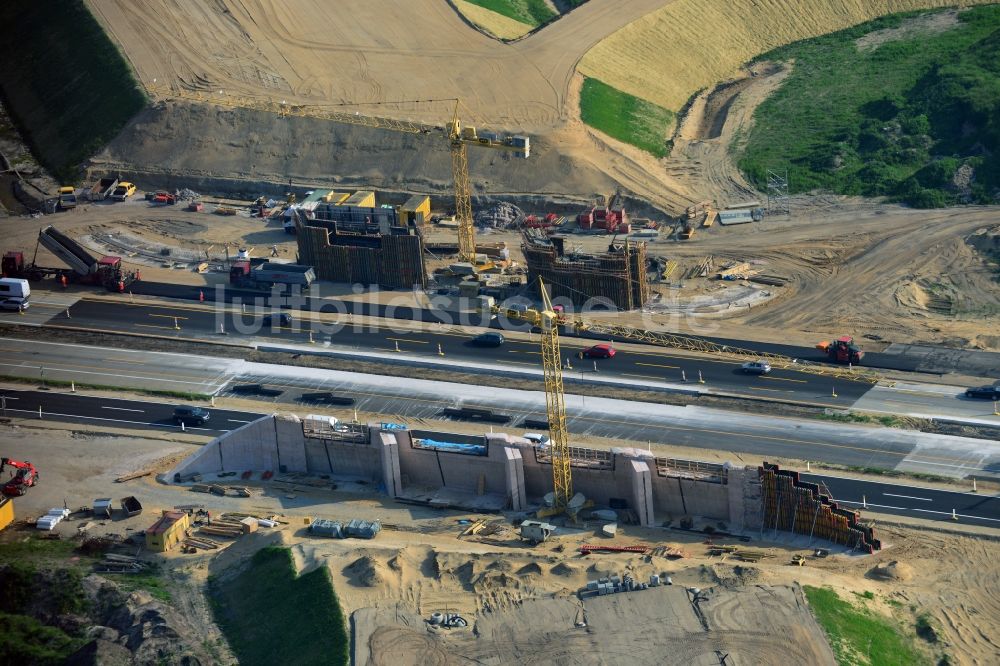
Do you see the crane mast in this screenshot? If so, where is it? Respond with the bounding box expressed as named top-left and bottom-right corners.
top-left (538, 279), bottom-right (572, 510)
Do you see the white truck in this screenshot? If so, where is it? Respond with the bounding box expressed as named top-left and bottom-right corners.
top-left (0, 277), bottom-right (30, 310)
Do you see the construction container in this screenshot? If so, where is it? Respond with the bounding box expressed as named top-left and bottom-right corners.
top-left (93, 498), bottom-right (113, 518)
top-left (344, 518), bottom-right (381, 539)
top-left (342, 191), bottom-right (375, 207)
top-left (121, 496), bottom-right (143, 517)
top-left (309, 518), bottom-right (343, 538)
top-left (0, 497), bottom-right (13, 532)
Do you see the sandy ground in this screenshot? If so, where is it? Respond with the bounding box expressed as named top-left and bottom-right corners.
top-left (18, 180), bottom-right (1000, 352)
top-left (4, 420), bottom-right (999, 664)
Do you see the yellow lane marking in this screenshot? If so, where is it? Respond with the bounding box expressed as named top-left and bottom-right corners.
top-left (134, 323), bottom-right (181, 331)
top-left (623, 373), bottom-right (665, 380)
top-left (148, 314), bottom-right (188, 320)
top-left (749, 386), bottom-right (794, 393)
top-left (105, 358), bottom-right (145, 364)
top-left (636, 362), bottom-right (679, 370)
top-left (386, 337), bottom-right (428, 344)
top-left (508, 350), bottom-right (542, 355)
top-left (761, 376), bottom-right (808, 384)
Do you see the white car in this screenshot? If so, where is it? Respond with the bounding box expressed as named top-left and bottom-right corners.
top-left (523, 433), bottom-right (551, 447)
top-left (741, 360), bottom-right (772, 375)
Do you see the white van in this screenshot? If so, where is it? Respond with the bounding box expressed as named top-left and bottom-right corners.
top-left (0, 278), bottom-right (30, 310)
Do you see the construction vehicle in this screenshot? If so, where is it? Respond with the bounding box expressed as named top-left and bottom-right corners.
top-left (519, 519), bottom-right (556, 544)
top-left (229, 260), bottom-right (315, 290)
top-left (57, 187), bottom-right (77, 210)
top-left (816, 336), bottom-right (864, 365)
top-left (89, 176), bottom-right (119, 201)
top-left (1, 458), bottom-right (38, 496)
top-left (2, 227), bottom-right (139, 291)
top-left (146, 86), bottom-right (529, 263)
top-left (149, 191), bottom-right (177, 205)
top-left (110, 182), bottom-right (136, 201)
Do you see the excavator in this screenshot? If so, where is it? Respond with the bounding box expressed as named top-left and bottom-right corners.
top-left (1, 458), bottom-right (39, 496)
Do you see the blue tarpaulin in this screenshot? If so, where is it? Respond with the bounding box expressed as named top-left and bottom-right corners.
top-left (417, 438), bottom-right (487, 455)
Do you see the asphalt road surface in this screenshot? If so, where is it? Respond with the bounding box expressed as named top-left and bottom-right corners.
top-left (802, 473), bottom-right (1000, 529)
top-left (0, 388), bottom-right (258, 436)
top-left (2, 389), bottom-right (995, 527)
top-left (126, 280), bottom-right (1000, 377)
top-left (45, 298), bottom-right (874, 407)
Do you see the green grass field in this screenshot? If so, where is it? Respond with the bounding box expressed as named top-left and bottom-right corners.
top-left (804, 586), bottom-right (931, 666)
top-left (740, 6), bottom-right (1000, 207)
top-left (210, 547), bottom-right (349, 666)
top-left (580, 77), bottom-right (675, 157)
top-left (465, 0), bottom-right (556, 27)
top-left (0, 0), bottom-right (146, 181)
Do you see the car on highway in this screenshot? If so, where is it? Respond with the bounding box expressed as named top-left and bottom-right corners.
top-left (965, 385), bottom-right (1000, 400)
top-left (0, 297), bottom-right (28, 311)
top-left (741, 361), bottom-right (772, 375)
top-left (522, 433), bottom-right (550, 448)
top-left (471, 332), bottom-right (504, 347)
top-left (173, 406), bottom-right (211, 426)
top-left (580, 343), bottom-right (616, 359)
top-left (262, 313), bottom-right (292, 327)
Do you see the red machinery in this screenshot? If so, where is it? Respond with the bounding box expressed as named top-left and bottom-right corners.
top-left (1, 458), bottom-right (38, 496)
top-left (816, 336), bottom-right (864, 365)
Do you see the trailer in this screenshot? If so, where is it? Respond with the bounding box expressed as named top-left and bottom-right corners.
top-left (229, 261), bottom-right (315, 290)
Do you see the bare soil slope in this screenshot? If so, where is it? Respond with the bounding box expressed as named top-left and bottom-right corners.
top-left (579, 0), bottom-right (996, 112)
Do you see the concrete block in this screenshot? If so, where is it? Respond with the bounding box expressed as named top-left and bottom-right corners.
top-left (628, 460), bottom-right (655, 527)
top-left (379, 432), bottom-right (402, 497)
top-left (274, 413), bottom-right (307, 472)
top-left (503, 445), bottom-right (526, 511)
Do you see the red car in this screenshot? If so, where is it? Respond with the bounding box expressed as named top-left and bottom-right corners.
top-left (580, 343), bottom-right (616, 359)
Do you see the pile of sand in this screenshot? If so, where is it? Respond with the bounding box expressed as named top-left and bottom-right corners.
top-left (869, 560), bottom-right (915, 582)
top-left (345, 555), bottom-right (388, 587)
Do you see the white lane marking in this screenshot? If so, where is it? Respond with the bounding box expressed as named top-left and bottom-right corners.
top-left (0, 361), bottom-right (227, 390)
top-left (838, 500), bottom-right (1000, 523)
top-left (0, 407), bottom-right (221, 432)
top-left (0, 396), bottom-right (19, 400)
top-left (102, 406), bottom-right (145, 413)
top-left (883, 493), bottom-right (932, 502)
top-left (228, 419), bottom-right (251, 424)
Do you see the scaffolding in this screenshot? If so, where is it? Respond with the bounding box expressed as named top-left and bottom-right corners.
top-left (766, 168), bottom-right (790, 216)
top-left (759, 463), bottom-right (880, 552)
top-left (521, 231), bottom-right (649, 310)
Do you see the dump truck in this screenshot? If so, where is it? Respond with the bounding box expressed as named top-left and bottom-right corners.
top-left (229, 261), bottom-right (315, 290)
top-left (57, 187), bottom-right (77, 210)
top-left (816, 336), bottom-right (864, 365)
top-left (2, 227), bottom-right (139, 291)
top-left (89, 176), bottom-right (119, 201)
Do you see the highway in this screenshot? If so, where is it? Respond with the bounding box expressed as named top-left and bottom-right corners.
top-left (37, 297), bottom-right (875, 407)
top-left (802, 473), bottom-right (1000, 529)
top-left (1, 342), bottom-right (998, 480)
top-left (0, 388), bottom-right (257, 436)
top-left (1, 388), bottom-right (995, 527)
top-left (125, 280), bottom-right (1000, 378)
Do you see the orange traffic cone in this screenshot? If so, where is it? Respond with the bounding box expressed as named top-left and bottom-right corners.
top-left (199, 290), bottom-right (205, 302)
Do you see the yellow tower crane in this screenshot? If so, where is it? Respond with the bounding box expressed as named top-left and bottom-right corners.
top-left (493, 278), bottom-right (573, 511)
top-left (145, 87), bottom-right (529, 263)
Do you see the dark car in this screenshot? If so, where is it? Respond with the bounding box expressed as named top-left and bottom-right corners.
top-left (173, 406), bottom-right (210, 426)
top-left (262, 313), bottom-right (292, 327)
top-left (965, 385), bottom-right (1000, 400)
top-left (579, 343), bottom-right (616, 359)
top-left (471, 332), bottom-right (505, 347)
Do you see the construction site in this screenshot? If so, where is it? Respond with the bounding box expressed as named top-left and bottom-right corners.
top-left (1, 1), bottom-right (1000, 665)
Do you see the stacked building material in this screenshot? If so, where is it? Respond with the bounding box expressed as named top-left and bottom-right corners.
top-left (759, 463), bottom-right (881, 552)
top-left (36, 508), bottom-right (70, 531)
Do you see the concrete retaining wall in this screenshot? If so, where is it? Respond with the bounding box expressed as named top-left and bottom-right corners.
top-left (166, 416), bottom-right (741, 530)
